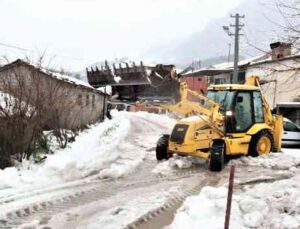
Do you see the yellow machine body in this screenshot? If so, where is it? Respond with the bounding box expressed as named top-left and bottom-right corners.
top-left (161, 76), bottom-right (283, 169)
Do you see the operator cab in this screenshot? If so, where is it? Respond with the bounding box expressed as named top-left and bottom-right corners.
top-left (206, 85), bottom-right (264, 133)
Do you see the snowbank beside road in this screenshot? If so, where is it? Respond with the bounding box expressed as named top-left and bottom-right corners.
top-left (170, 186), bottom-right (245, 229)
top-left (0, 111), bottom-right (176, 200)
top-left (169, 150), bottom-right (300, 229)
top-left (229, 149), bottom-right (300, 171)
top-left (130, 111), bottom-right (177, 127)
top-left (171, 173), bottom-right (300, 229)
top-left (0, 113), bottom-right (130, 198)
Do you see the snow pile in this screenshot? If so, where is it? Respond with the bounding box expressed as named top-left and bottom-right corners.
top-left (153, 155), bottom-right (206, 175)
top-left (128, 111), bottom-right (177, 149)
top-left (131, 111), bottom-right (177, 127)
top-left (97, 140), bottom-right (144, 179)
top-left (230, 150), bottom-right (300, 171)
top-left (171, 176), bottom-right (300, 229)
top-left (170, 186), bottom-right (245, 229)
top-left (0, 113), bottom-right (130, 198)
top-left (170, 150), bottom-right (300, 229)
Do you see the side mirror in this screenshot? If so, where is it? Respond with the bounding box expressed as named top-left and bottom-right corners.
top-left (237, 96), bottom-right (243, 103)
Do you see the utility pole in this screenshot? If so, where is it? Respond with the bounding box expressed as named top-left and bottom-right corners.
top-left (223, 14), bottom-right (244, 83)
top-left (227, 43), bottom-right (231, 63)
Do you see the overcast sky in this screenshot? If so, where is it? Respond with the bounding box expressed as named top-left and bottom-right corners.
top-left (0, 0), bottom-right (244, 71)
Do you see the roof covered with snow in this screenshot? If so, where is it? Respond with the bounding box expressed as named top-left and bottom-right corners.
top-left (41, 69), bottom-right (93, 89)
top-left (182, 52), bottom-right (300, 77)
top-left (0, 59), bottom-right (106, 94)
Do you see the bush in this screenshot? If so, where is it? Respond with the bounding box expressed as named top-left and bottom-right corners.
top-left (53, 129), bottom-right (77, 149)
top-left (0, 60), bottom-right (83, 168)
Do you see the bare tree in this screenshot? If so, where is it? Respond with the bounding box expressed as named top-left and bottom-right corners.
top-left (0, 56), bottom-right (86, 168)
top-left (273, 0), bottom-right (300, 49)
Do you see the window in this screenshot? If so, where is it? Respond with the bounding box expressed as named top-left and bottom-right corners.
top-left (238, 72), bottom-right (246, 83)
top-left (205, 91), bottom-right (235, 112)
top-left (284, 121), bottom-right (300, 132)
top-left (234, 92), bottom-right (253, 132)
top-left (92, 95), bottom-right (95, 107)
top-left (77, 94), bottom-right (82, 106)
top-left (253, 91), bottom-right (264, 123)
top-left (214, 78), bottom-right (226, 85)
top-left (86, 95), bottom-right (89, 106)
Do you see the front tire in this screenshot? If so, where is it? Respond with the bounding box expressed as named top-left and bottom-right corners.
top-left (248, 130), bottom-right (274, 157)
top-left (209, 141), bottom-right (226, 172)
top-left (156, 135), bottom-right (170, 161)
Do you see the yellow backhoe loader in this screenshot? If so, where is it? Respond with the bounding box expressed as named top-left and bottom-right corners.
top-left (156, 76), bottom-right (283, 171)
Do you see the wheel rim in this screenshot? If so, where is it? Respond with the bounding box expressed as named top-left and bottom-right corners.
top-left (256, 136), bottom-right (271, 155)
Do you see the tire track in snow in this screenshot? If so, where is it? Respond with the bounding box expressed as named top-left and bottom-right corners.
top-left (0, 114), bottom-right (204, 228)
top-left (0, 167), bottom-right (207, 228)
top-left (123, 172), bottom-right (221, 229)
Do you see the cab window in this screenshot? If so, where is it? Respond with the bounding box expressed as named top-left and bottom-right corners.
top-left (234, 92), bottom-right (253, 132)
top-left (205, 91), bottom-right (235, 112)
top-left (253, 91), bottom-right (264, 123)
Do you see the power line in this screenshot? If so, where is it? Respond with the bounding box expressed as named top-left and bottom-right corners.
top-left (0, 41), bottom-right (94, 62)
top-left (0, 42), bottom-right (29, 52)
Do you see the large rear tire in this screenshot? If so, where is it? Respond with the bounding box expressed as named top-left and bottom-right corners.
top-left (209, 141), bottom-right (226, 172)
top-left (156, 135), bottom-right (170, 161)
top-left (248, 130), bottom-right (274, 157)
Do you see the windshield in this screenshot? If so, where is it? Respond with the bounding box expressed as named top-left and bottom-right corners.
top-left (204, 91), bottom-right (235, 112)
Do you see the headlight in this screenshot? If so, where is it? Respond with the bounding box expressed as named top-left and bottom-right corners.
top-left (226, 111), bottom-right (233, 116)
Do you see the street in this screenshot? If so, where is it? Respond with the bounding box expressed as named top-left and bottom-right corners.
top-left (0, 112), bottom-right (297, 229)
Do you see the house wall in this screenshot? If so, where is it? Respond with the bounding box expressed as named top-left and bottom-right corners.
top-left (246, 58), bottom-right (300, 108)
top-left (0, 63), bottom-right (106, 129)
top-left (181, 75), bottom-right (208, 101)
top-left (182, 76), bottom-right (208, 93)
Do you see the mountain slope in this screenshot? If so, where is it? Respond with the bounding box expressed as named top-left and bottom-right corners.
top-left (143, 0), bottom-right (284, 67)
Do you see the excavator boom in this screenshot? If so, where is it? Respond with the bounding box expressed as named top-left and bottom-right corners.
top-left (161, 81), bottom-right (225, 134)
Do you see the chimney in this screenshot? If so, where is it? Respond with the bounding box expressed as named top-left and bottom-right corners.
top-left (270, 42), bottom-right (292, 60)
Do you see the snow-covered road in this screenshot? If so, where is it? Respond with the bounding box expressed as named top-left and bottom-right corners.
top-left (0, 112), bottom-right (211, 229)
top-left (0, 112), bottom-right (300, 229)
